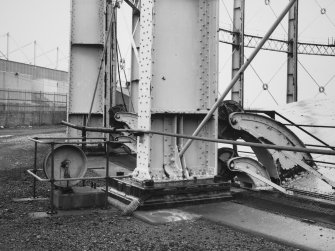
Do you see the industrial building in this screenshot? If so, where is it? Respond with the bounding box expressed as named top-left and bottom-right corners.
top-left (0, 59), bottom-right (68, 127)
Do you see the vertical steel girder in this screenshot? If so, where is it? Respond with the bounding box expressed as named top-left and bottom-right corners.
top-left (231, 0), bottom-right (245, 107)
top-left (287, 0), bottom-right (298, 103)
top-left (105, 3), bottom-right (112, 126)
top-left (68, 0), bottom-right (106, 138)
top-left (110, 5), bottom-right (118, 108)
top-left (132, 0), bottom-right (219, 182)
top-left (130, 7), bottom-right (140, 113)
top-left (133, 0), bottom-right (154, 180)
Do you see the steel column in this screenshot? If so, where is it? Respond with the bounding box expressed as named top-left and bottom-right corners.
top-left (130, 4), bottom-right (140, 113)
top-left (134, 0), bottom-right (154, 181)
top-left (68, 0), bottom-right (105, 138)
top-left (287, 0), bottom-right (298, 103)
top-left (105, 3), bottom-right (114, 125)
top-left (111, 6), bottom-right (118, 108)
top-left (133, 0), bottom-right (219, 182)
top-left (231, 0), bottom-right (245, 107)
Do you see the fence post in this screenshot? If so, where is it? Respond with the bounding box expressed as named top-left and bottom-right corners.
top-left (24, 90), bottom-right (26, 125)
top-left (39, 91), bottom-right (42, 126)
top-left (5, 90), bottom-right (8, 127)
top-left (53, 93), bottom-right (56, 124)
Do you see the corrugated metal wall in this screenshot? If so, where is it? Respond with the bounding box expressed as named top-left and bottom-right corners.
top-left (0, 59), bottom-right (68, 82)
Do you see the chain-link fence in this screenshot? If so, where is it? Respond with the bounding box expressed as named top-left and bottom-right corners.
top-left (0, 88), bottom-right (67, 127)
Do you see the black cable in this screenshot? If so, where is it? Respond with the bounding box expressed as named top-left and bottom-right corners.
top-left (87, 4), bottom-right (115, 126)
top-left (116, 39), bottom-right (135, 112)
top-left (115, 38), bottom-right (128, 112)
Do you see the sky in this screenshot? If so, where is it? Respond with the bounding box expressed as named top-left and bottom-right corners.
top-left (218, 0), bottom-right (335, 108)
top-left (0, 0), bottom-right (70, 70)
top-left (0, 0), bottom-right (335, 109)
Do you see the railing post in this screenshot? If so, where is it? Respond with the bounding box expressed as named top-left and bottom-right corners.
top-left (39, 91), bottom-right (42, 126)
top-left (53, 93), bottom-right (56, 124)
top-left (32, 141), bottom-right (37, 198)
top-left (82, 127), bottom-right (87, 152)
top-left (48, 142), bottom-right (57, 214)
top-left (105, 140), bottom-right (110, 208)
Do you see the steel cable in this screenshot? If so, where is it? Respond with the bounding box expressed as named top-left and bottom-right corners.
top-left (267, 3), bottom-right (288, 37)
top-left (298, 59), bottom-right (321, 88)
top-left (267, 89), bottom-right (279, 105)
top-left (0, 50), bottom-right (7, 59)
top-left (116, 39), bottom-right (131, 112)
top-left (248, 88), bottom-right (263, 107)
top-left (219, 48), bottom-right (236, 75)
top-left (314, 0), bottom-right (335, 29)
top-left (267, 58), bottom-right (287, 84)
top-left (324, 74), bottom-right (335, 87)
top-left (299, 14), bottom-right (322, 37)
top-left (87, 4), bottom-right (116, 126)
top-left (36, 43), bottom-right (54, 65)
top-left (220, 0), bottom-right (234, 28)
top-left (9, 41), bottom-right (34, 54)
top-left (244, 54), bottom-right (283, 106)
top-left (9, 36), bottom-right (31, 63)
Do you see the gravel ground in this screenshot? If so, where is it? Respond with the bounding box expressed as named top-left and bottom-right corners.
top-left (0, 127), bottom-right (297, 251)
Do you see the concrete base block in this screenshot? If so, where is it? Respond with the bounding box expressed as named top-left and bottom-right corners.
top-left (53, 186), bottom-right (106, 210)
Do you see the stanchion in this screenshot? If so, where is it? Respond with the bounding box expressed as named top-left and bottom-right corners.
top-left (32, 141), bottom-right (37, 198)
top-left (105, 141), bottom-right (110, 208)
top-left (48, 143), bottom-right (57, 214)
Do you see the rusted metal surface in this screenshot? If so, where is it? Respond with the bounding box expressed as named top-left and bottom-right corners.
top-left (229, 112), bottom-right (314, 179)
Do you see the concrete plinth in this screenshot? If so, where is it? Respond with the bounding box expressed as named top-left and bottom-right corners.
top-left (53, 186), bottom-right (106, 210)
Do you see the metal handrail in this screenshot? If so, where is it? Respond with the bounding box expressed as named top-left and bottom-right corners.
top-left (28, 137), bottom-right (132, 145)
top-left (62, 121), bottom-right (335, 156)
top-left (246, 110), bottom-right (335, 151)
top-left (284, 124), bottom-right (335, 129)
top-left (235, 150), bottom-right (335, 167)
top-left (28, 137), bottom-right (117, 214)
top-left (26, 169), bottom-right (131, 182)
top-left (274, 111), bottom-right (335, 151)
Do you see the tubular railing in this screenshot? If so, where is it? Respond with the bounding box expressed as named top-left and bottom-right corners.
top-left (246, 109), bottom-right (335, 151)
top-left (27, 113), bottom-right (335, 213)
top-left (27, 137), bottom-right (132, 214)
top-left (244, 109), bottom-right (335, 169)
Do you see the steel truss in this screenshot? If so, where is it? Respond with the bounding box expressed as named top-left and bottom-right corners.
top-left (219, 28), bottom-right (335, 56)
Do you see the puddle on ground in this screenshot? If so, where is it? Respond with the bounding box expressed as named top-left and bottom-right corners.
top-left (134, 209), bottom-right (201, 224)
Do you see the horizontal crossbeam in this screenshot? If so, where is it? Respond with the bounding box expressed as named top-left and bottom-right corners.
top-left (219, 28), bottom-right (335, 56)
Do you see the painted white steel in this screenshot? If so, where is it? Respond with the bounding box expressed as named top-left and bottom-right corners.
top-left (133, 0), bottom-right (154, 181)
top-left (132, 0), bottom-right (219, 181)
top-left (286, 0), bottom-right (298, 103)
top-left (71, 0), bottom-right (105, 44)
top-left (150, 0), bottom-right (218, 112)
top-left (130, 9), bottom-right (140, 113)
top-left (68, 0), bottom-right (105, 138)
top-left (231, 0), bottom-right (245, 106)
top-left (69, 47), bottom-right (104, 114)
top-left (229, 112), bottom-right (313, 172)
